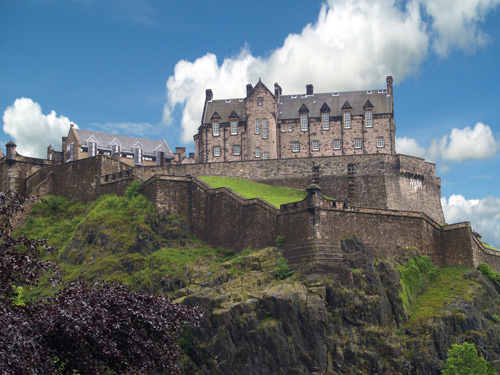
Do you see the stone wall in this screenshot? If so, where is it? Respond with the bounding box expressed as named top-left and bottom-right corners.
top-left (133, 153), bottom-right (445, 223)
top-left (0, 155), bottom-right (52, 195)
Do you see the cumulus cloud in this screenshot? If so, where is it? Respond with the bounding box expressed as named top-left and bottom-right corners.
top-left (421, 0), bottom-right (500, 56)
top-left (442, 194), bottom-right (500, 249)
top-left (2, 98), bottom-right (75, 159)
top-left (396, 122), bottom-right (500, 163)
top-left (164, 0), bottom-right (499, 144)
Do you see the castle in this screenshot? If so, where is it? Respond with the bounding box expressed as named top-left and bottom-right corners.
top-left (1, 78), bottom-right (499, 274)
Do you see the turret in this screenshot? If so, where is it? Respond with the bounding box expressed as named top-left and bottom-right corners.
top-left (5, 141), bottom-right (17, 160)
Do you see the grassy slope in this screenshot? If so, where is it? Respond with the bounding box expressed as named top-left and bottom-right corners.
top-left (198, 176), bottom-right (307, 208)
top-left (16, 194), bottom-right (241, 300)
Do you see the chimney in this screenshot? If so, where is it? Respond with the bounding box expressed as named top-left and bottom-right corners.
top-left (274, 82), bottom-right (282, 97)
top-left (205, 89), bottom-right (213, 101)
top-left (246, 84), bottom-right (253, 98)
top-left (189, 152), bottom-right (195, 159)
top-left (386, 76), bottom-right (393, 96)
top-left (5, 140), bottom-right (17, 160)
top-left (306, 84), bottom-right (314, 96)
top-left (175, 147), bottom-right (186, 160)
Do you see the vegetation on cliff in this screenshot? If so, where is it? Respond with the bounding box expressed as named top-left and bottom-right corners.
top-left (1, 191), bottom-right (203, 375)
top-left (15, 192), bottom-right (500, 374)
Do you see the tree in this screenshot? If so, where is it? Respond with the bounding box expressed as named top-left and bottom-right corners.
top-left (442, 342), bottom-right (497, 375)
top-left (0, 192), bottom-right (203, 374)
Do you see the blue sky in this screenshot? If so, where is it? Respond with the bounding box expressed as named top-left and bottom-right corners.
top-left (1, 0), bottom-right (500, 247)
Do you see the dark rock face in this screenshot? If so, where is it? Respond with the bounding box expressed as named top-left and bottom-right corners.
top-left (178, 239), bottom-right (500, 375)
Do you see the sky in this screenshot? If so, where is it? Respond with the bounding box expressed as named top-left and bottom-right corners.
top-left (1, 0), bottom-right (500, 248)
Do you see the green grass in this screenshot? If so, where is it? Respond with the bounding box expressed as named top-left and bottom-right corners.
top-left (16, 192), bottom-right (264, 300)
top-left (198, 176), bottom-right (306, 208)
top-left (398, 256), bottom-right (437, 313)
top-left (406, 267), bottom-right (479, 328)
top-left (481, 241), bottom-right (500, 251)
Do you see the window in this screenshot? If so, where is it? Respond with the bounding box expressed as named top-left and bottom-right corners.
top-left (377, 137), bottom-right (384, 148)
top-left (263, 152), bottom-right (269, 160)
top-left (213, 122), bottom-right (220, 136)
top-left (134, 148), bottom-right (143, 165)
top-left (333, 139), bottom-right (341, 150)
top-left (322, 112), bottom-right (330, 130)
top-left (88, 142), bottom-right (97, 157)
top-left (292, 141), bottom-right (300, 153)
top-left (255, 119), bottom-right (260, 134)
top-left (112, 145), bottom-right (120, 156)
top-left (231, 121), bottom-right (237, 135)
top-left (288, 125), bottom-right (293, 132)
top-left (156, 151), bottom-right (165, 165)
top-left (262, 119), bottom-right (268, 139)
top-left (301, 114), bottom-right (308, 131)
top-left (281, 125), bottom-right (286, 133)
top-left (258, 97), bottom-right (263, 105)
top-left (312, 140), bottom-right (319, 151)
top-left (354, 138), bottom-right (362, 149)
top-left (66, 143), bottom-right (74, 161)
top-left (365, 110), bottom-right (372, 128)
top-left (233, 144), bottom-right (241, 156)
top-left (344, 112), bottom-right (351, 129)
top-left (214, 146), bottom-right (221, 157)
top-left (255, 147), bottom-right (261, 158)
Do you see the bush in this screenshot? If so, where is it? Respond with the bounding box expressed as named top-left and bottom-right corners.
top-left (125, 180), bottom-right (142, 198)
top-left (274, 252), bottom-right (293, 280)
top-left (398, 255), bottom-right (437, 312)
top-left (275, 235), bottom-right (285, 248)
top-left (478, 263), bottom-right (500, 283)
top-left (441, 342), bottom-right (496, 375)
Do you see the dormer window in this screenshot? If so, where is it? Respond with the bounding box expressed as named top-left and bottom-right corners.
top-left (262, 119), bottom-right (268, 139)
top-left (213, 122), bottom-right (220, 136)
top-left (156, 151), bottom-right (165, 165)
top-left (89, 141), bottom-right (97, 157)
top-left (231, 121), bottom-right (238, 135)
top-left (112, 145), bottom-right (120, 156)
top-left (365, 110), bottom-right (373, 128)
top-left (134, 148), bottom-right (143, 165)
top-left (301, 114), bottom-right (308, 131)
top-left (344, 112), bottom-right (351, 129)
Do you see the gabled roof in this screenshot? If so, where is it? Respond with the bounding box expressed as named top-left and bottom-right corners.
top-left (74, 129), bottom-right (172, 157)
top-left (202, 99), bottom-right (246, 124)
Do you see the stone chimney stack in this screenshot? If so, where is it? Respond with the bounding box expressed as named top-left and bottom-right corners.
top-left (5, 141), bottom-right (17, 160)
top-left (386, 76), bottom-right (393, 96)
top-left (205, 89), bottom-right (213, 101)
top-left (274, 83), bottom-right (282, 97)
top-left (246, 84), bottom-right (253, 98)
top-left (306, 84), bottom-right (314, 96)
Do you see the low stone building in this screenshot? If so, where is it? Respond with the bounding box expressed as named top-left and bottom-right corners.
top-left (62, 125), bottom-right (174, 166)
top-left (195, 77), bottom-right (395, 163)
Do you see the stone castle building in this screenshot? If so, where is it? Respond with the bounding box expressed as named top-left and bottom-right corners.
top-left (1, 76), bottom-right (499, 274)
top-left (195, 77), bottom-right (395, 163)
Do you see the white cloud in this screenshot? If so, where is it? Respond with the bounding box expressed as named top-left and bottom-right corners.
top-left (442, 194), bottom-right (500, 249)
top-left (420, 0), bottom-right (500, 56)
top-left (164, 0), bottom-right (500, 144)
top-left (396, 122), bottom-right (499, 162)
top-left (2, 98), bottom-right (75, 159)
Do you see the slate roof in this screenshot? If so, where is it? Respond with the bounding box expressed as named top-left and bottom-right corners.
top-left (277, 90), bottom-right (392, 119)
top-left (202, 87), bottom-right (392, 124)
top-left (202, 99), bottom-right (246, 124)
top-left (75, 129), bottom-right (172, 157)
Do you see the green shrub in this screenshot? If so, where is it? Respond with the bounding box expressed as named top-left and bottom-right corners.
top-left (492, 314), bottom-right (500, 323)
top-left (125, 180), bottom-right (142, 198)
top-left (478, 263), bottom-right (500, 283)
top-left (275, 235), bottom-right (285, 248)
top-left (398, 255), bottom-right (437, 312)
top-left (441, 342), bottom-right (497, 375)
top-left (274, 252), bottom-right (293, 280)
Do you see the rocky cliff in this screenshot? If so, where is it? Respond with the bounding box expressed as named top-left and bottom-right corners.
top-left (19, 195), bottom-right (500, 374)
